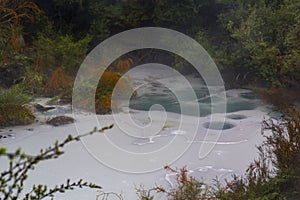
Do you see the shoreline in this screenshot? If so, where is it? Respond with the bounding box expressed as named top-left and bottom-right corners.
top-left (0, 91), bottom-right (269, 199)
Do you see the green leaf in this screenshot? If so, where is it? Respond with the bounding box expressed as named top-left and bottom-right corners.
top-left (0, 147), bottom-right (6, 155)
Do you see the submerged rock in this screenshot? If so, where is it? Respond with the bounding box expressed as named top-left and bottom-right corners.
top-left (46, 116), bottom-right (74, 126)
top-left (34, 103), bottom-right (55, 112)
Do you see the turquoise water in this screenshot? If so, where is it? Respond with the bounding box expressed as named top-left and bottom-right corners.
top-left (129, 88), bottom-right (261, 117)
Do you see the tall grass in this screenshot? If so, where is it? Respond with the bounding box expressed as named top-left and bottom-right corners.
top-left (0, 85), bottom-right (34, 127)
top-left (0, 85), bottom-right (31, 105)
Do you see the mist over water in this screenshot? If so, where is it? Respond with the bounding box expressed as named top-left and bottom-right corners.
top-left (128, 74), bottom-right (261, 117)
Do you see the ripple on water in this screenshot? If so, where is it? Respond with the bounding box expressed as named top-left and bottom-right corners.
top-left (132, 138), bottom-right (155, 146)
top-left (171, 130), bottom-right (186, 135)
top-left (226, 114), bottom-right (247, 120)
top-left (132, 129), bottom-right (186, 146)
top-left (240, 91), bottom-right (259, 100)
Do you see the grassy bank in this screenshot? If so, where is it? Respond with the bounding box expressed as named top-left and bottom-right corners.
top-left (0, 86), bottom-right (34, 127)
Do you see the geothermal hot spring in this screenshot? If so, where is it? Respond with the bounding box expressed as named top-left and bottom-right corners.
top-left (0, 65), bottom-right (274, 199)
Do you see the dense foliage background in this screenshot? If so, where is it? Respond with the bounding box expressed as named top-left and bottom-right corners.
top-left (1, 1), bottom-right (300, 199)
top-left (1, 0), bottom-right (300, 89)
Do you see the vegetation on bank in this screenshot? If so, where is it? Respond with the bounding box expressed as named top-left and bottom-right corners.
top-left (0, 86), bottom-right (34, 127)
top-left (138, 107), bottom-right (300, 200)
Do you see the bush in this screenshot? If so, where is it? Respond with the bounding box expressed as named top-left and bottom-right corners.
top-left (0, 85), bottom-right (31, 105)
top-left (19, 31), bottom-right (91, 97)
top-left (33, 33), bottom-right (91, 76)
top-left (261, 107), bottom-right (300, 199)
top-left (0, 103), bottom-right (35, 127)
top-left (44, 66), bottom-right (72, 97)
top-left (0, 86), bottom-right (34, 127)
top-left (21, 65), bottom-right (44, 95)
top-left (217, 106), bottom-right (300, 200)
top-left (74, 59), bottom-right (135, 114)
top-left (257, 84), bottom-right (300, 109)
top-left (137, 166), bottom-right (213, 200)
top-left (142, 107), bottom-right (300, 200)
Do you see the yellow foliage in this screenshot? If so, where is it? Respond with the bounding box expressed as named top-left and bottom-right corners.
top-left (98, 94), bottom-right (111, 109)
top-left (98, 70), bottom-right (134, 93)
top-left (75, 59), bottom-right (135, 114)
top-left (95, 68), bottom-right (135, 114)
top-left (116, 58), bottom-right (133, 74)
top-left (99, 70), bottom-right (121, 89)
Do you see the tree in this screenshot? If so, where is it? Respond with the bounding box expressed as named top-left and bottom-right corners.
top-left (216, 0), bottom-right (300, 87)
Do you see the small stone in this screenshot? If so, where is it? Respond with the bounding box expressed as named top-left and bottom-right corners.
top-left (46, 116), bottom-right (75, 127)
top-left (34, 103), bottom-right (55, 112)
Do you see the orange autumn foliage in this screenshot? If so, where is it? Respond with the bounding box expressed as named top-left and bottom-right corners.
top-left (1, 0), bottom-right (41, 51)
top-left (75, 58), bottom-right (135, 114)
top-left (95, 58), bottom-right (135, 114)
top-left (0, 0), bottom-right (41, 25)
top-left (45, 67), bottom-right (71, 96)
top-left (98, 70), bottom-right (121, 90)
top-left (95, 70), bottom-right (121, 114)
top-left (11, 28), bottom-right (18, 50)
top-left (115, 58), bottom-right (133, 74)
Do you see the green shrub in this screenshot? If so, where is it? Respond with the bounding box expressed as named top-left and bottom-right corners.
top-left (21, 66), bottom-right (44, 95)
top-left (142, 107), bottom-right (300, 200)
top-left (33, 33), bottom-right (91, 76)
top-left (261, 107), bottom-right (300, 199)
top-left (0, 86), bottom-right (34, 127)
top-left (137, 166), bottom-right (214, 200)
top-left (0, 85), bottom-right (31, 105)
top-left (0, 103), bottom-right (35, 127)
top-left (218, 106), bottom-right (300, 200)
